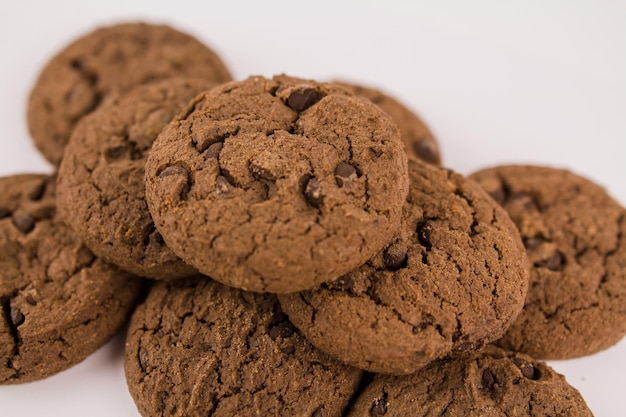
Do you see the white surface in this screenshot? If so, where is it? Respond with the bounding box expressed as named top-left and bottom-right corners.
top-left (1, 1), bottom-right (625, 415)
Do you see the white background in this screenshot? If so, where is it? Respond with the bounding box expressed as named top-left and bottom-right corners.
top-left (1, 0), bottom-right (625, 415)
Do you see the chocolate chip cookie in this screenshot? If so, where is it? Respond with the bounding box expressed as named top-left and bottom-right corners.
top-left (144, 75), bottom-right (409, 293)
top-left (0, 174), bottom-right (143, 384)
top-left (279, 160), bottom-right (529, 374)
top-left (124, 276), bottom-right (363, 417)
top-left (334, 81), bottom-right (442, 165)
top-left (28, 22), bottom-right (232, 166)
top-left (470, 165), bottom-right (626, 359)
top-left (57, 78), bottom-right (213, 279)
top-left (346, 345), bottom-right (593, 416)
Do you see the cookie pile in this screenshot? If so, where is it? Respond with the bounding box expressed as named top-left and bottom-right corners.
top-left (2, 21), bottom-right (625, 416)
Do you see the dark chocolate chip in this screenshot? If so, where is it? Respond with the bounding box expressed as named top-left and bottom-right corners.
top-left (11, 308), bottom-right (25, 327)
top-left (25, 294), bottom-right (37, 306)
top-left (489, 188), bottom-right (507, 205)
top-left (287, 88), bottom-right (322, 112)
top-left (383, 242), bottom-right (408, 271)
top-left (513, 358), bottom-right (538, 380)
top-left (138, 347), bottom-right (148, 372)
top-left (216, 175), bottom-right (230, 193)
top-left (154, 232), bottom-right (164, 245)
top-left (481, 369), bottom-right (496, 390)
top-left (523, 236), bottom-right (544, 250)
top-left (280, 345), bottom-right (296, 355)
top-left (327, 275), bottom-right (354, 291)
top-left (158, 165), bottom-right (188, 178)
top-left (27, 181), bottom-right (47, 201)
top-left (304, 177), bottom-right (323, 208)
top-left (510, 191), bottom-right (536, 210)
top-left (250, 163), bottom-right (276, 181)
top-left (105, 146), bottom-right (128, 161)
top-left (0, 207), bottom-right (10, 219)
top-left (335, 162), bottom-right (357, 187)
top-left (370, 396), bottom-right (388, 415)
top-left (12, 212), bottom-right (35, 233)
top-left (412, 138), bottom-right (439, 164)
top-left (416, 221), bottom-right (434, 250)
top-left (269, 323), bottom-right (295, 340)
top-left (534, 251), bottom-right (565, 271)
top-left (512, 378), bottom-right (520, 385)
top-left (205, 142), bottom-right (223, 159)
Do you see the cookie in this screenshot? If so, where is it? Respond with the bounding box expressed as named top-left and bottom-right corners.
top-left (124, 276), bottom-right (363, 417)
top-left (56, 78), bottom-right (213, 279)
top-left (27, 22), bottom-right (232, 166)
top-left (345, 345), bottom-right (593, 416)
top-left (144, 74), bottom-right (409, 293)
top-left (334, 81), bottom-right (442, 165)
top-left (470, 165), bottom-right (626, 359)
top-left (0, 174), bottom-right (143, 384)
top-left (279, 160), bottom-right (529, 374)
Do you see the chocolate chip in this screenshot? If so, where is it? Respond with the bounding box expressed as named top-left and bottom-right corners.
top-left (105, 146), bottom-right (128, 161)
top-left (10, 308), bottom-right (25, 327)
top-left (216, 176), bottom-right (231, 194)
top-left (370, 396), bottom-right (388, 415)
top-left (513, 357), bottom-right (538, 380)
top-left (311, 407), bottom-right (325, 417)
top-left (269, 322), bottom-right (295, 340)
top-left (154, 232), bottom-right (165, 245)
top-left (383, 241), bottom-right (408, 271)
top-left (481, 369), bottom-right (496, 390)
top-left (512, 378), bottom-right (520, 385)
top-left (205, 142), bottom-right (223, 159)
top-left (158, 165), bottom-right (188, 178)
top-left (287, 88), bottom-right (322, 112)
top-left (510, 191), bottom-right (536, 210)
top-left (12, 212), bottom-right (35, 233)
top-left (138, 347), bottom-right (148, 372)
top-left (523, 236), bottom-right (544, 250)
top-left (250, 163), bottom-right (276, 181)
top-left (25, 294), bottom-right (37, 306)
top-left (534, 251), bottom-right (565, 271)
top-left (0, 207), bottom-right (10, 219)
top-left (280, 345), bottom-right (296, 355)
top-left (335, 162), bottom-right (357, 187)
top-left (416, 221), bottom-right (434, 250)
top-left (412, 138), bottom-right (438, 164)
top-left (27, 181), bottom-right (47, 201)
top-left (303, 177), bottom-right (323, 208)
top-left (327, 275), bottom-right (354, 291)
top-left (489, 188), bottom-right (507, 205)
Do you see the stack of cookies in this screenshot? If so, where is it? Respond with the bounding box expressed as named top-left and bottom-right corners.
top-left (2, 21), bottom-right (625, 417)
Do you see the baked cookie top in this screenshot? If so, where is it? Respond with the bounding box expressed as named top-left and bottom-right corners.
top-left (346, 345), bottom-right (593, 417)
top-left (27, 22), bottom-right (232, 166)
top-left (144, 74), bottom-right (409, 293)
top-left (279, 160), bottom-right (529, 374)
top-left (334, 81), bottom-right (442, 165)
top-left (57, 78), bottom-right (213, 279)
top-left (124, 276), bottom-right (363, 417)
top-left (0, 174), bottom-right (143, 384)
top-left (470, 165), bottom-right (626, 359)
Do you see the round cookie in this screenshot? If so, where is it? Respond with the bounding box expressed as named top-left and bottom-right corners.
top-left (144, 74), bottom-right (409, 293)
top-left (278, 160), bottom-right (529, 374)
top-left (0, 174), bottom-right (143, 384)
top-left (56, 78), bottom-right (213, 279)
top-left (334, 81), bottom-right (442, 165)
top-left (470, 165), bottom-right (626, 359)
top-left (28, 22), bottom-right (232, 166)
top-left (124, 276), bottom-right (363, 417)
top-left (345, 345), bottom-right (593, 417)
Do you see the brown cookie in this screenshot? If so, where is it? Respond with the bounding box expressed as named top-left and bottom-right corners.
top-left (144, 75), bottom-right (409, 293)
top-left (27, 22), bottom-right (232, 166)
top-left (0, 174), bottom-right (143, 384)
top-left (334, 81), bottom-right (442, 165)
top-left (124, 276), bottom-right (363, 417)
top-left (278, 160), bottom-right (529, 374)
top-left (470, 165), bottom-right (626, 359)
top-left (345, 345), bottom-right (593, 416)
top-left (56, 78), bottom-right (213, 279)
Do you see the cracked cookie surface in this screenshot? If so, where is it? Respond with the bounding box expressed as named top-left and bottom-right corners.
top-left (144, 75), bottom-right (409, 293)
top-left (124, 276), bottom-right (363, 417)
top-left (279, 160), bottom-right (529, 374)
top-left (0, 174), bottom-right (143, 384)
top-left (345, 345), bottom-right (593, 416)
top-left (470, 165), bottom-right (626, 359)
top-left (27, 22), bottom-right (232, 166)
top-left (57, 78), bottom-right (212, 279)
top-left (334, 81), bottom-right (442, 165)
